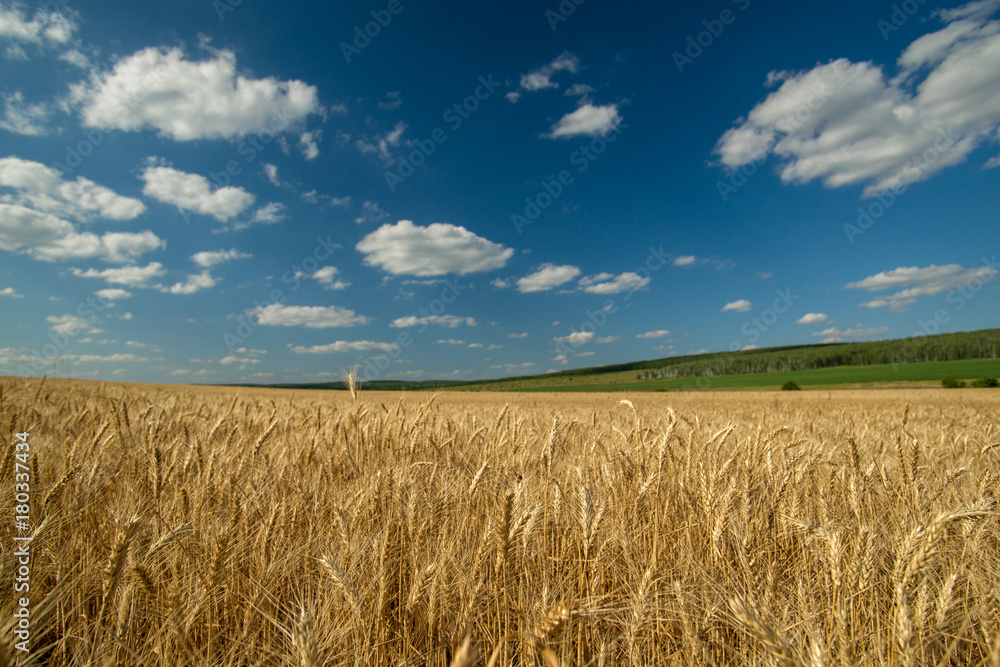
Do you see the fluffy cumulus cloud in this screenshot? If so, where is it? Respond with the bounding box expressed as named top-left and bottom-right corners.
top-left (722, 299), bottom-right (753, 312)
top-left (390, 314), bottom-right (477, 328)
top-left (72, 262), bottom-right (166, 287)
top-left (161, 270), bottom-right (216, 295)
top-left (797, 313), bottom-right (830, 324)
top-left (0, 91), bottom-right (50, 135)
top-left (140, 163), bottom-right (256, 222)
top-left (554, 331), bottom-right (594, 345)
top-left (94, 288), bottom-right (131, 301)
top-left (289, 341), bottom-right (399, 354)
top-left (356, 220), bottom-right (513, 276)
top-left (47, 314), bottom-right (101, 336)
top-left (845, 262), bottom-right (997, 311)
top-left (307, 266), bottom-right (350, 290)
top-left (0, 157), bottom-right (161, 262)
top-left (70, 46), bottom-right (321, 141)
top-left (672, 255), bottom-right (697, 266)
top-left (517, 264), bottom-right (581, 293)
top-left (715, 1), bottom-right (1000, 196)
top-left (191, 248), bottom-right (252, 268)
top-left (637, 329), bottom-right (671, 339)
top-left (0, 3), bottom-right (76, 59)
top-left (252, 303), bottom-right (370, 328)
top-left (546, 103), bottom-right (622, 139)
top-left (579, 271), bottom-right (650, 295)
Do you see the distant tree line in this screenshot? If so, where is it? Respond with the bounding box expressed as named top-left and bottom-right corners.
top-left (636, 329), bottom-right (1000, 381)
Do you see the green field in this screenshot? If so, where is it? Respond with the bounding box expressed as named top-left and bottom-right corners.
top-left (468, 358), bottom-right (1000, 392)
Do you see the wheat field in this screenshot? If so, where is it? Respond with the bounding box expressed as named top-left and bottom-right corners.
top-left (1, 376), bottom-right (999, 666)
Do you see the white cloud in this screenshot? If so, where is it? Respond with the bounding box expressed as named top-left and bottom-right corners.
top-left (0, 4), bottom-right (75, 48)
top-left (508, 332), bottom-right (528, 338)
top-left (491, 278), bottom-right (510, 289)
top-left (263, 164), bottom-right (283, 187)
top-left (722, 299), bottom-right (753, 312)
top-left (0, 156), bottom-right (147, 225)
top-left (95, 288), bottom-right (131, 301)
top-left (378, 91), bottom-right (402, 110)
top-left (0, 287), bottom-right (22, 297)
top-left (845, 263), bottom-right (997, 311)
top-left (310, 266), bottom-right (350, 290)
top-left (356, 122), bottom-right (407, 164)
top-left (59, 47), bottom-right (87, 68)
top-left (436, 339), bottom-right (465, 345)
top-left (546, 103), bottom-right (622, 139)
top-left (715, 3), bottom-right (1000, 196)
top-left (354, 200), bottom-right (388, 224)
top-left (672, 255), bottom-right (697, 266)
top-left (191, 248), bottom-right (251, 267)
top-left (289, 341), bottom-right (400, 354)
top-left (812, 326), bottom-right (890, 343)
top-left (298, 130), bottom-right (320, 160)
top-left (140, 163), bottom-right (255, 222)
top-left (47, 314), bottom-right (101, 336)
top-left (637, 329), bottom-right (670, 339)
top-left (0, 203), bottom-right (161, 263)
top-left (491, 362), bottom-right (536, 371)
top-left (72, 262), bottom-right (166, 286)
top-left (797, 313), bottom-right (830, 324)
top-left (244, 202), bottom-right (287, 228)
top-left (554, 331), bottom-right (594, 345)
top-left (468, 343), bottom-right (483, 348)
top-left (71, 46), bottom-right (320, 141)
top-left (220, 355), bottom-right (260, 365)
top-left (597, 336), bottom-right (620, 343)
top-left (519, 52), bottom-right (580, 92)
top-left (356, 220), bottom-right (513, 276)
top-left (0, 91), bottom-right (50, 135)
top-left (391, 314), bottom-right (476, 328)
top-left (517, 263), bottom-right (581, 293)
top-left (63, 353), bottom-right (146, 363)
top-left (579, 271), bottom-right (650, 294)
top-left (253, 303), bottom-right (370, 328)
top-left (161, 270), bottom-right (216, 295)
top-left (303, 190), bottom-right (351, 207)
top-left (565, 83), bottom-right (596, 97)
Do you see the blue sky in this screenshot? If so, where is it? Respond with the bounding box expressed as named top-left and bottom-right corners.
top-left (1, 0), bottom-right (998, 384)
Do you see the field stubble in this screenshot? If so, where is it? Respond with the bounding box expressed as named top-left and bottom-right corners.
top-left (1, 377), bottom-right (999, 665)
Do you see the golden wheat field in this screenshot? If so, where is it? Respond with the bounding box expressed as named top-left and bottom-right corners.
top-left (1, 376), bottom-right (999, 666)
